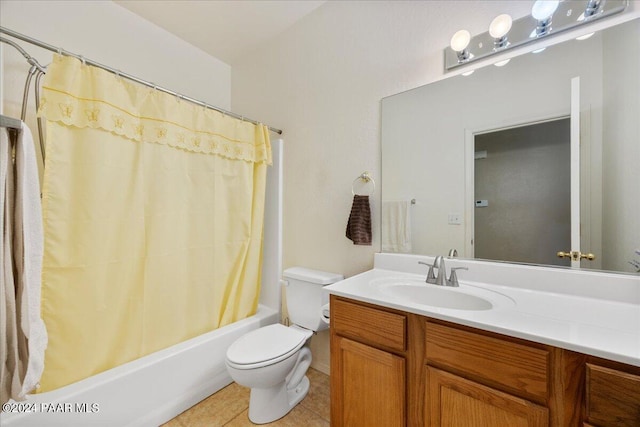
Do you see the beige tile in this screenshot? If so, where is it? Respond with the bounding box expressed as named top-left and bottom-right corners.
top-left (171, 382), bottom-right (250, 427)
top-left (164, 367), bottom-right (330, 427)
top-left (225, 405), bottom-right (329, 427)
top-left (276, 405), bottom-right (330, 427)
top-left (300, 368), bottom-right (331, 421)
top-left (224, 409), bottom-right (254, 427)
top-left (160, 417), bottom-right (183, 427)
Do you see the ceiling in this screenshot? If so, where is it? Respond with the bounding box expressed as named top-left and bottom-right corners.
top-left (114, 0), bottom-right (326, 65)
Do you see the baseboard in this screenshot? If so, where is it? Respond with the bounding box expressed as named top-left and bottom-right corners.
top-left (311, 360), bottom-right (330, 376)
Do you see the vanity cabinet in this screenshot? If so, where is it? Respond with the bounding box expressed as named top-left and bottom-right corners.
top-left (333, 335), bottom-right (405, 427)
top-left (330, 297), bottom-right (407, 427)
top-left (330, 296), bottom-right (427, 427)
top-left (584, 360), bottom-right (640, 427)
top-left (330, 295), bottom-right (640, 427)
top-left (426, 366), bottom-right (548, 427)
top-left (425, 321), bottom-right (552, 426)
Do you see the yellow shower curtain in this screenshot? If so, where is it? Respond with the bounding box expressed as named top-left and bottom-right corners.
top-left (36, 55), bottom-right (271, 392)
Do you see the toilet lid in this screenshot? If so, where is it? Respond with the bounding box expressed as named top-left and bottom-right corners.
top-left (226, 324), bottom-right (307, 366)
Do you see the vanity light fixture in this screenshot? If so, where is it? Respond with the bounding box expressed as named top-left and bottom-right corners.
top-left (450, 29), bottom-right (472, 62)
top-left (489, 14), bottom-right (513, 49)
top-left (444, 0), bottom-right (627, 72)
top-left (583, 0), bottom-right (603, 19)
top-left (531, 0), bottom-right (560, 36)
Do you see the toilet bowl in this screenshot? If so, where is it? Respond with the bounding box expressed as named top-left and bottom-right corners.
top-left (226, 324), bottom-right (313, 424)
top-left (225, 267), bottom-right (343, 424)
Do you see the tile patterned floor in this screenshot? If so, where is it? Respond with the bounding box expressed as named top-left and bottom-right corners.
top-left (162, 368), bottom-right (330, 426)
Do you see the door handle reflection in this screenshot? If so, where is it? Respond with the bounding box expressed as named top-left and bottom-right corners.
top-left (556, 251), bottom-right (596, 261)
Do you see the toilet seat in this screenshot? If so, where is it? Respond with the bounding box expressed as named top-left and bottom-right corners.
top-left (226, 324), bottom-right (308, 369)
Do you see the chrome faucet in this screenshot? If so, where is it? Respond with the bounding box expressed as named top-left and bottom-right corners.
top-left (433, 256), bottom-right (447, 286)
top-left (418, 257), bottom-right (468, 287)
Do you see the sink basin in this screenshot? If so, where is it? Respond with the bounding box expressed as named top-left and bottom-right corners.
top-left (380, 283), bottom-right (492, 310)
top-left (370, 277), bottom-right (512, 311)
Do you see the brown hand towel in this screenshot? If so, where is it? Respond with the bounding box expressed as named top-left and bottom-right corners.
top-left (346, 195), bottom-right (372, 245)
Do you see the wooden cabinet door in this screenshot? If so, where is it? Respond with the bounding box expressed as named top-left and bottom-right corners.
top-left (585, 364), bottom-right (640, 427)
top-left (426, 367), bottom-right (548, 427)
top-left (331, 336), bottom-right (405, 427)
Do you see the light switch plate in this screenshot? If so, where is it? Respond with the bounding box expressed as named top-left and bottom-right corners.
top-left (448, 213), bottom-right (462, 225)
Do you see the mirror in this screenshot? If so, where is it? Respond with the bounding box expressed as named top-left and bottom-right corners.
top-left (381, 18), bottom-right (639, 275)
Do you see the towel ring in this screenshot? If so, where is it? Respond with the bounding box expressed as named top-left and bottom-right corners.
top-left (352, 172), bottom-right (375, 196)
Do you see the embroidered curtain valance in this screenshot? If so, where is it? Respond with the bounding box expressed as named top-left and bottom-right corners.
top-left (38, 54), bottom-right (271, 164)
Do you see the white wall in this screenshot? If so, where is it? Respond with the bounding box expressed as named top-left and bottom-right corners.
top-left (1, 0), bottom-right (231, 181)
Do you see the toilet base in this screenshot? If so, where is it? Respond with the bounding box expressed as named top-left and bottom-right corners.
top-left (248, 375), bottom-right (310, 424)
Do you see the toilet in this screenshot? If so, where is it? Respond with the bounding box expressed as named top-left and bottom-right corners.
top-left (225, 267), bottom-right (343, 424)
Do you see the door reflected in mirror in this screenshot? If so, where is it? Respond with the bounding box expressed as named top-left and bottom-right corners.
top-left (474, 119), bottom-right (571, 267)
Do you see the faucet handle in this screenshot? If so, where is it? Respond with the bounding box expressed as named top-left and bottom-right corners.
top-left (418, 261), bottom-right (436, 283)
top-left (448, 267), bottom-right (468, 287)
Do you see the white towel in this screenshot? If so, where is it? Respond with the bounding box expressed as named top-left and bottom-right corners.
top-left (0, 125), bottom-right (48, 403)
top-left (14, 124), bottom-right (47, 399)
top-left (1, 127), bottom-right (22, 404)
top-left (382, 200), bottom-right (412, 253)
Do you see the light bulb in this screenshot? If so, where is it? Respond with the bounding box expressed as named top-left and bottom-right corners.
top-left (489, 14), bottom-right (513, 39)
top-left (531, 0), bottom-right (560, 21)
top-left (450, 30), bottom-right (471, 52)
top-left (494, 59), bottom-right (511, 67)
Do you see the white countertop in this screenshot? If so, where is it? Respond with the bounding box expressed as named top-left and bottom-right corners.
top-left (325, 261), bottom-right (640, 367)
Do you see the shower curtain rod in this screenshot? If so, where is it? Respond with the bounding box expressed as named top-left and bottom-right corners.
top-left (1, 114), bottom-right (22, 130)
top-left (0, 26), bottom-right (283, 135)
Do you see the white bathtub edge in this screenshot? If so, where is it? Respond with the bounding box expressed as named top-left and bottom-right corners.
top-left (2, 305), bottom-right (279, 427)
top-left (131, 369), bottom-right (233, 427)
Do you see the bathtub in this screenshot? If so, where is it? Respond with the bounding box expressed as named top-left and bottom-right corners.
top-left (2, 305), bottom-right (279, 427)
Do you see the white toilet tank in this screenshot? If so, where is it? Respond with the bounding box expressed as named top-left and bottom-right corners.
top-left (283, 267), bottom-right (343, 332)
